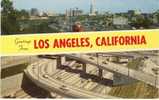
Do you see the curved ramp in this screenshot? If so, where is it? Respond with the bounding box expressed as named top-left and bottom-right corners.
top-left (25, 59), bottom-right (117, 98)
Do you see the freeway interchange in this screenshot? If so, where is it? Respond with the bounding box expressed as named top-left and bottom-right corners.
top-left (25, 59), bottom-right (116, 98)
top-left (25, 52), bottom-right (159, 98)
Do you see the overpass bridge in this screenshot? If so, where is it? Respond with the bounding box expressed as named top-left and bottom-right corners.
top-left (25, 59), bottom-right (116, 98)
top-left (63, 54), bottom-right (159, 88)
top-left (24, 53), bottom-right (159, 98)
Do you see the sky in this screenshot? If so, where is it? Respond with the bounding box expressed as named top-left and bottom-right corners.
top-left (12, 0), bottom-right (159, 13)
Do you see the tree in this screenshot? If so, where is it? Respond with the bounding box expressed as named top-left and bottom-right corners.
top-left (154, 10), bottom-right (159, 23)
top-left (130, 15), bottom-right (153, 29)
top-left (18, 9), bottom-right (29, 19)
top-left (1, 0), bottom-right (20, 35)
top-left (1, 0), bottom-right (13, 14)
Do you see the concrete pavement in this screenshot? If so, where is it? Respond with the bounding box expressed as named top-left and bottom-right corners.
top-left (64, 54), bottom-right (159, 88)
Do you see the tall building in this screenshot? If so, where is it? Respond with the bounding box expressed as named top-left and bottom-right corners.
top-left (30, 8), bottom-right (39, 16)
top-left (66, 8), bottom-right (83, 17)
top-left (89, 0), bottom-right (96, 16)
top-left (128, 10), bottom-right (141, 17)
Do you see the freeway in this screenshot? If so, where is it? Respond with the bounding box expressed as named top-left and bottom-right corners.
top-left (25, 59), bottom-right (116, 98)
top-left (64, 54), bottom-right (159, 88)
top-left (1, 56), bottom-right (39, 69)
top-left (24, 53), bottom-right (158, 98)
top-left (91, 51), bottom-right (159, 58)
top-left (104, 52), bottom-right (159, 58)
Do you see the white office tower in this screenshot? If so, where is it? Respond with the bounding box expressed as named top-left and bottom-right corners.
top-left (89, 0), bottom-right (96, 16)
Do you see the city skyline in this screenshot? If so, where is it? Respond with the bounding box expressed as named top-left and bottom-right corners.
top-left (12, 0), bottom-right (159, 13)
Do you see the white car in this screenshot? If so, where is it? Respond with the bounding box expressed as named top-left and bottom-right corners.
top-left (42, 74), bottom-right (49, 78)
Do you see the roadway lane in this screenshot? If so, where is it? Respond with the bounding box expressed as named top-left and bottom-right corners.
top-left (25, 59), bottom-right (116, 98)
top-left (64, 54), bottom-right (159, 88)
top-left (1, 56), bottom-right (39, 69)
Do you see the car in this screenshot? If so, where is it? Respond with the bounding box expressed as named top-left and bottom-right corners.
top-left (144, 56), bottom-right (149, 59)
top-left (56, 76), bottom-right (62, 80)
top-left (89, 56), bottom-right (94, 60)
top-left (76, 64), bottom-right (82, 68)
top-left (102, 61), bottom-right (107, 64)
top-left (59, 85), bottom-right (69, 91)
top-left (42, 74), bottom-right (49, 78)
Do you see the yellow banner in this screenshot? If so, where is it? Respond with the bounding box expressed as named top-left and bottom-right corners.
top-left (1, 29), bottom-right (159, 56)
